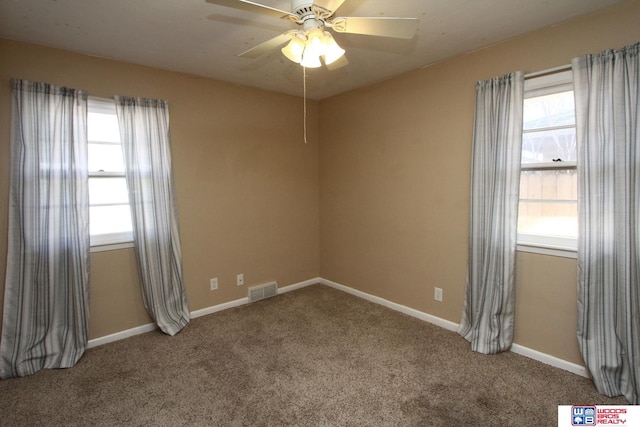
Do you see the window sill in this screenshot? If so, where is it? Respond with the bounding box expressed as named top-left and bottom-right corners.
top-left (517, 242), bottom-right (577, 259)
top-left (90, 241), bottom-right (134, 253)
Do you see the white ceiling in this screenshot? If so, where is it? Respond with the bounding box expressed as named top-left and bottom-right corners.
top-left (0, 0), bottom-right (628, 100)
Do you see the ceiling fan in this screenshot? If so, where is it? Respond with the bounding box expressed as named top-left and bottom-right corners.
top-left (205, 0), bottom-right (419, 68)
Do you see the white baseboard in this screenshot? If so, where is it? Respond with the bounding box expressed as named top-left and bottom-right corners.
top-left (511, 344), bottom-right (588, 378)
top-left (190, 297), bottom-right (249, 319)
top-left (318, 277), bottom-right (589, 378)
top-left (279, 277), bottom-right (321, 294)
top-left (88, 276), bottom-right (589, 379)
top-left (87, 277), bottom-right (319, 349)
top-left (319, 278), bottom-right (459, 332)
top-left (87, 322), bottom-right (157, 349)
top-left (190, 278), bottom-right (319, 319)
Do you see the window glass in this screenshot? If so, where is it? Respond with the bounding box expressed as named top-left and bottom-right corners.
top-left (522, 127), bottom-right (576, 163)
top-left (518, 169), bottom-right (578, 239)
top-left (523, 91), bottom-right (575, 130)
top-left (88, 177), bottom-right (129, 204)
top-left (88, 143), bottom-right (126, 172)
top-left (89, 205), bottom-right (134, 236)
top-left (88, 112), bottom-right (120, 142)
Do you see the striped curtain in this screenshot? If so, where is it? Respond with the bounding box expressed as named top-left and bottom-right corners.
top-left (1, 79), bottom-right (90, 379)
top-left (458, 72), bottom-right (524, 354)
top-left (573, 42), bottom-right (640, 404)
top-left (115, 97), bottom-right (190, 336)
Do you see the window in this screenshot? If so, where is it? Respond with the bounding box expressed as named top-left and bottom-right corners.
top-left (517, 70), bottom-right (577, 255)
top-left (88, 97), bottom-right (133, 249)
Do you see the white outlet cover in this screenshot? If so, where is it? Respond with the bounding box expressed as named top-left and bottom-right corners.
top-left (210, 278), bottom-right (218, 291)
top-left (237, 274), bottom-right (244, 286)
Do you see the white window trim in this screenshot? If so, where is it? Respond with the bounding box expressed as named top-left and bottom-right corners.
top-left (517, 235), bottom-right (577, 259)
top-left (90, 240), bottom-right (134, 253)
top-left (524, 68), bottom-right (573, 99)
top-left (516, 244), bottom-right (577, 259)
top-left (521, 161), bottom-right (577, 171)
top-left (88, 96), bottom-right (134, 251)
top-left (518, 67), bottom-right (577, 258)
top-left (88, 96), bottom-right (117, 114)
top-left (89, 229), bottom-right (134, 248)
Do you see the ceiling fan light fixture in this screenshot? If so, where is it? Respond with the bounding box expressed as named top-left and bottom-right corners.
top-left (281, 33), bottom-right (306, 63)
top-left (304, 28), bottom-right (325, 56)
top-left (321, 32), bottom-right (345, 65)
top-left (299, 28), bottom-right (325, 68)
top-left (287, 28), bottom-right (345, 69)
top-left (300, 49), bottom-right (322, 68)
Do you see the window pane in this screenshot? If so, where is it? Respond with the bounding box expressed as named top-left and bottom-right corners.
top-left (90, 205), bottom-right (133, 236)
top-left (522, 127), bottom-right (576, 163)
top-left (523, 91), bottom-right (575, 130)
top-left (518, 169), bottom-right (577, 239)
top-left (89, 177), bottom-right (129, 205)
top-left (88, 112), bottom-right (120, 142)
top-left (88, 143), bottom-right (125, 172)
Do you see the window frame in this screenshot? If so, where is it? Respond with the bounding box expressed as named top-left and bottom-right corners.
top-left (88, 97), bottom-right (134, 252)
top-left (517, 69), bottom-right (577, 259)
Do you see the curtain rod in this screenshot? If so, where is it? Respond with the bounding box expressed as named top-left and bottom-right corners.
top-left (525, 64), bottom-right (571, 79)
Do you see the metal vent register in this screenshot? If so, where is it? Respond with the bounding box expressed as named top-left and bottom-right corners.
top-left (248, 281), bottom-right (278, 303)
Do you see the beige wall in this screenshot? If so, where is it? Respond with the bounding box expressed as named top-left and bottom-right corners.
top-left (1, 1), bottom-right (639, 367)
top-left (0, 39), bottom-right (320, 339)
top-left (319, 0), bottom-right (640, 366)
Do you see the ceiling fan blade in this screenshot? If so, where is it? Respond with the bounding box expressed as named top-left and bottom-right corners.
top-left (238, 31), bottom-right (295, 58)
top-left (313, 0), bottom-right (346, 14)
top-left (331, 17), bottom-right (419, 39)
top-left (205, 0), bottom-right (297, 21)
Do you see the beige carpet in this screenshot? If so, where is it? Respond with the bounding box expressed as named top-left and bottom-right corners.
top-left (0, 284), bottom-right (626, 426)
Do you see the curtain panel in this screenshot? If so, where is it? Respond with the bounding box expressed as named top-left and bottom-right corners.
top-left (1, 79), bottom-right (90, 379)
top-left (573, 42), bottom-right (640, 404)
top-left (458, 72), bottom-right (525, 354)
top-left (115, 96), bottom-right (190, 336)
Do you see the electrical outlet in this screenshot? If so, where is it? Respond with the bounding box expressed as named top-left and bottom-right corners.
top-left (237, 274), bottom-right (244, 286)
top-left (434, 287), bottom-right (443, 302)
top-left (210, 278), bottom-right (218, 291)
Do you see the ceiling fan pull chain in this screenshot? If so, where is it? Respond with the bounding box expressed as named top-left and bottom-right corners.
top-left (303, 66), bottom-right (308, 144)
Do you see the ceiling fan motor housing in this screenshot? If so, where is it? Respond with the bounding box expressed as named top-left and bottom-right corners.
top-left (291, 0), bottom-right (333, 32)
top-left (291, 0), bottom-right (315, 16)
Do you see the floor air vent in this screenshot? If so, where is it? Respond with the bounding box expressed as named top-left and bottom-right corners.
top-left (248, 281), bottom-right (278, 303)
